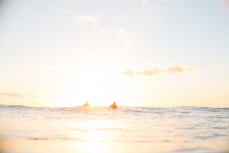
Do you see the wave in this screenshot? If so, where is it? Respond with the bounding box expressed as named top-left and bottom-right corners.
top-left (0, 104), bottom-right (228, 114)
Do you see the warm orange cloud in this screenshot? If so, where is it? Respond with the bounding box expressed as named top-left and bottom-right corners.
top-left (138, 68), bottom-right (162, 76)
top-left (122, 70), bottom-right (135, 76)
top-left (167, 65), bottom-right (185, 73)
top-left (122, 65), bottom-right (192, 76)
top-left (0, 92), bottom-right (37, 98)
top-left (75, 15), bottom-right (99, 26)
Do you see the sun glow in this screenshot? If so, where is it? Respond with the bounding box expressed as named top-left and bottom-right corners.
top-left (42, 60), bottom-right (131, 107)
top-left (84, 120), bottom-right (112, 153)
top-left (86, 140), bottom-right (110, 153)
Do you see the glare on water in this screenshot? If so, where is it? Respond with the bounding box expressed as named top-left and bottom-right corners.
top-left (0, 105), bottom-right (229, 153)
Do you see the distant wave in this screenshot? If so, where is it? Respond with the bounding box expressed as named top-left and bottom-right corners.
top-left (0, 104), bottom-right (228, 114)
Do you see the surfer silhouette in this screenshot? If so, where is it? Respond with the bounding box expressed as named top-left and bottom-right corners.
top-left (83, 101), bottom-right (89, 107)
top-left (110, 102), bottom-right (117, 109)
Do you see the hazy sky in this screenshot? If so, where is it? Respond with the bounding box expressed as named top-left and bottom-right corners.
top-left (0, 0), bottom-right (229, 107)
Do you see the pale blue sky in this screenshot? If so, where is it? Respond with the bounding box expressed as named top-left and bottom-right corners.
top-left (0, 0), bottom-right (229, 107)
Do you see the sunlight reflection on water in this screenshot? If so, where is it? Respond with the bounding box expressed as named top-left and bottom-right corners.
top-left (0, 106), bottom-right (229, 153)
top-left (85, 120), bottom-right (112, 153)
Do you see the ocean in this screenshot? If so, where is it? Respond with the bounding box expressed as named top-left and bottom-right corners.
top-left (0, 105), bottom-right (229, 153)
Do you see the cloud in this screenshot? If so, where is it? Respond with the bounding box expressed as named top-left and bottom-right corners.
top-left (138, 68), bottom-right (162, 76)
top-left (0, 92), bottom-right (37, 98)
top-left (141, 0), bottom-right (169, 6)
top-left (55, 8), bottom-right (74, 15)
top-left (116, 27), bottom-right (130, 45)
top-left (122, 65), bottom-right (192, 77)
top-left (141, 0), bottom-right (150, 6)
top-left (75, 15), bottom-right (99, 26)
top-left (167, 65), bottom-right (185, 73)
top-left (122, 70), bottom-right (135, 76)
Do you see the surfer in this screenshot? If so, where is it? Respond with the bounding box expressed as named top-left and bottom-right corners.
top-left (83, 101), bottom-right (90, 107)
top-left (110, 102), bottom-right (117, 109)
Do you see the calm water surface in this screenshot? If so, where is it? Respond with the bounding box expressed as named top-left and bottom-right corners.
top-left (0, 105), bottom-right (229, 153)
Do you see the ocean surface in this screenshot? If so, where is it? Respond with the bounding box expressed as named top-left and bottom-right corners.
top-left (0, 105), bottom-right (229, 153)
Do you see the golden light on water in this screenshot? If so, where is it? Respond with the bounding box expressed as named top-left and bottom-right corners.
top-left (85, 131), bottom-right (111, 153)
top-left (70, 120), bottom-right (115, 153)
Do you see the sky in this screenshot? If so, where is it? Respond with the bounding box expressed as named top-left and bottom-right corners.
top-left (0, 0), bottom-right (229, 107)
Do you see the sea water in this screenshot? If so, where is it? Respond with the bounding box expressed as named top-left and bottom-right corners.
top-left (0, 105), bottom-right (229, 153)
